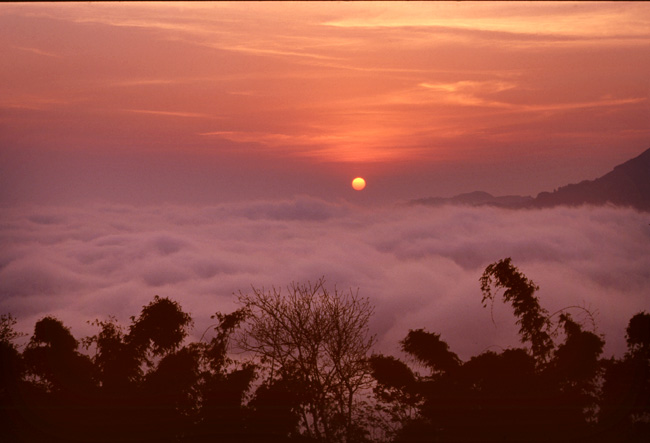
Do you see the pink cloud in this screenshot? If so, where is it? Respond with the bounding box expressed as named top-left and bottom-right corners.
top-left (1, 200), bottom-right (647, 361)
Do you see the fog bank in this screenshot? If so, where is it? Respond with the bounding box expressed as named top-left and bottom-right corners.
top-left (1, 199), bottom-right (648, 360)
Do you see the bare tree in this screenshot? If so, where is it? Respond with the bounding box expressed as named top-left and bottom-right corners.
top-left (236, 277), bottom-right (376, 443)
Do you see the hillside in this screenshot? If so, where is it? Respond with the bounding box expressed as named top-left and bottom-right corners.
top-left (411, 148), bottom-right (650, 212)
top-left (533, 148), bottom-right (650, 211)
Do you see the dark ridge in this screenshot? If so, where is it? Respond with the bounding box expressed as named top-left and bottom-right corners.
top-left (410, 147), bottom-right (650, 212)
top-left (533, 147), bottom-right (650, 211)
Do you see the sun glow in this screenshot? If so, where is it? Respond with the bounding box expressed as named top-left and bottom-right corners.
top-left (2, 2), bottom-right (648, 179)
top-left (352, 177), bottom-right (366, 191)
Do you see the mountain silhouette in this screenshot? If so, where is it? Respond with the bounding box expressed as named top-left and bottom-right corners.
top-left (411, 148), bottom-right (650, 212)
top-left (533, 148), bottom-right (650, 211)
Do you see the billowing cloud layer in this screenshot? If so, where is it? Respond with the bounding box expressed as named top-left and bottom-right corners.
top-left (1, 199), bottom-right (648, 361)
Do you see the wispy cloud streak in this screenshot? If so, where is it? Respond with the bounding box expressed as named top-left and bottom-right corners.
top-left (125, 109), bottom-right (218, 119)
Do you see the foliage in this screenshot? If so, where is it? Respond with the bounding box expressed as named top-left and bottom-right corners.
top-left (626, 311), bottom-right (650, 356)
top-left (371, 259), bottom-right (628, 442)
top-left (480, 257), bottom-right (554, 362)
top-left (368, 355), bottom-right (421, 440)
top-left (599, 312), bottom-right (650, 442)
top-left (128, 295), bottom-right (194, 358)
top-left (0, 269), bottom-right (648, 442)
top-left (0, 313), bottom-right (24, 345)
top-left (400, 329), bottom-right (461, 375)
top-left (0, 314), bottom-right (26, 439)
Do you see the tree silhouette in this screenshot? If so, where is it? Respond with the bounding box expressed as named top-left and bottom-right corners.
top-left (0, 314), bottom-right (27, 440)
top-left (86, 296), bottom-right (254, 442)
top-left (80, 296), bottom-right (198, 442)
top-left (599, 312), bottom-right (650, 442)
top-left (190, 309), bottom-right (255, 442)
top-left (18, 316), bottom-right (96, 441)
top-left (479, 257), bottom-right (554, 363)
top-left (368, 354), bottom-right (421, 441)
top-left (236, 277), bottom-right (376, 443)
top-left (371, 258), bottom-right (610, 442)
top-left (128, 295), bottom-right (193, 359)
top-left (400, 329), bottom-right (461, 375)
top-left (0, 271), bottom-right (647, 442)
top-left (85, 316), bottom-right (139, 393)
top-left (626, 312), bottom-right (650, 356)
top-left (246, 377), bottom-right (303, 442)
top-left (548, 314), bottom-right (604, 425)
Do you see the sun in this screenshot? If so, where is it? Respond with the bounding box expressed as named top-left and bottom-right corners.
top-left (351, 177), bottom-right (366, 191)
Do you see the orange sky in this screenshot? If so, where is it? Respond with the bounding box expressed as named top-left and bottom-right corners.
top-left (2, 2), bottom-right (650, 360)
top-left (1, 2), bottom-right (649, 203)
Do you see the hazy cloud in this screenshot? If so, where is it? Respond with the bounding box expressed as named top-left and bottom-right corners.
top-left (1, 199), bottom-right (648, 361)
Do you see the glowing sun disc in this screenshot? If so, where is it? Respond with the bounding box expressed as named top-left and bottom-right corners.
top-left (352, 177), bottom-right (366, 191)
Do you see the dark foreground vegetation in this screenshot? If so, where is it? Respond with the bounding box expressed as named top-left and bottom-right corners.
top-left (1, 259), bottom-right (649, 442)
